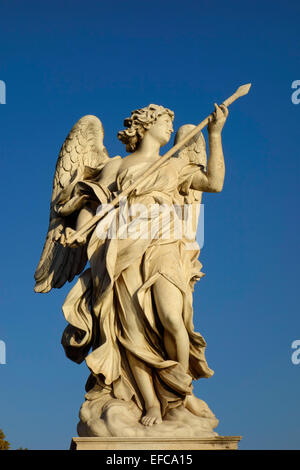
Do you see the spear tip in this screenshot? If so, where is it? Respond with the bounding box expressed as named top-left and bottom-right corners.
top-left (237, 83), bottom-right (252, 96)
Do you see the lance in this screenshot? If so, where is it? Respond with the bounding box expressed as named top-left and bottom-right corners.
top-left (66, 83), bottom-right (251, 245)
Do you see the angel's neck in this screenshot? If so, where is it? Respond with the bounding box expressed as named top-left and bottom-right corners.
top-left (135, 136), bottom-right (161, 160)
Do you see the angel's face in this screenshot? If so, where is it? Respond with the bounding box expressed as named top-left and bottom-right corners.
top-left (146, 114), bottom-right (174, 147)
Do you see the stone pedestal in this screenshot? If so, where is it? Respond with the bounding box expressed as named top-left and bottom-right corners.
top-left (70, 436), bottom-right (242, 450)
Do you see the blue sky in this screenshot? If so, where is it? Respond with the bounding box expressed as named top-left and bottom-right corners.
top-left (0, 0), bottom-right (299, 450)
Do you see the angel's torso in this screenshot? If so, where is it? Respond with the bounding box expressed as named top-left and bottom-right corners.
top-left (103, 154), bottom-right (187, 203)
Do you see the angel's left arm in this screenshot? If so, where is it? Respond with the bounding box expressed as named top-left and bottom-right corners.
top-left (191, 104), bottom-right (228, 193)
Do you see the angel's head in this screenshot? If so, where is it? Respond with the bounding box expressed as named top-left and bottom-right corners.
top-left (118, 104), bottom-right (174, 153)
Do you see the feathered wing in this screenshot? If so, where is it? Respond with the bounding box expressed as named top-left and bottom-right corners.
top-left (34, 115), bottom-right (110, 293)
top-left (173, 124), bottom-right (207, 169)
top-left (173, 124), bottom-right (207, 254)
top-left (174, 124), bottom-right (207, 200)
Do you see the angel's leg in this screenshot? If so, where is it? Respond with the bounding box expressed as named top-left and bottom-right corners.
top-left (152, 276), bottom-right (212, 418)
top-left (116, 262), bottom-right (162, 426)
top-left (152, 276), bottom-right (189, 371)
top-left (126, 351), bottom-right (162, 426)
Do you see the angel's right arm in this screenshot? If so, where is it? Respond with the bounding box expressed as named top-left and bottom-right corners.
top-left (71, 157), bottom-right (122, 242)
top-left (66, 157), bottom-right (122, 244)
top-left (77, 157), bottom-right (122, 225)
top-left (96, 157), bottom-right (122, 193)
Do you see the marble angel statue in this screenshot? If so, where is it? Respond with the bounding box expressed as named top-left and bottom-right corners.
top-left (34, 101), bottom-right (229, 437)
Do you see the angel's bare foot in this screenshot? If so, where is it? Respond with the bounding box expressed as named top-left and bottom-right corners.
top-left (141, 406), bottom-right (162, 426)
top-left (184, 394), bottom-right (214, 418)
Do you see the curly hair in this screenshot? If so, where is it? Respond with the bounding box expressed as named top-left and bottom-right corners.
top-left (118, 104), bottom-right (174, 153)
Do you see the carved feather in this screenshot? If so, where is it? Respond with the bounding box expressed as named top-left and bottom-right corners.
top-left (34, 115), bottom-right (109, 293)
top-left (173, 124), bottom-right (207, 253)
top-left (173, 124), bottom-right (207, 169)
